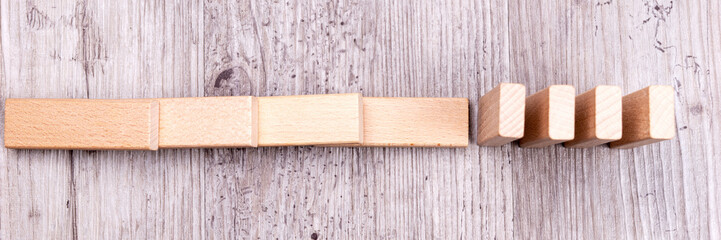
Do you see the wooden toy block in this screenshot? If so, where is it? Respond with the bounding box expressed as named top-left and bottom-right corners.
top-left (519, 85), bottom-right (575, 148)
top-left (258, 93), bottom-right (363, 146)
top-left (610, 85), bottom-right (675, 149)
top-left (477, 83), bottom-right (526, 146)
top-left (564, 86), bottom-right (623, 148)
top-left (4, 99), bottom-right (159, 150)
top-left (330, 97), bottom-right (468, 147)
top-left (158, 96), bottom-right (257, 148)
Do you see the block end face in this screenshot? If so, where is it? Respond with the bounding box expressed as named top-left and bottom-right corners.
top-left (649, 128), bottom-right (675, 140)
top-left (499, 83), bottom-right (526, 93)
top-left (497, 118), bottom-right (524, 139)
top-left (548, 85), bottom-right (575, 95)
top-left (496, 83), bottom-right (525, 141)
top-left (593, 86), bottom-right (623, 140)
top-left (648, 85), bottom-right (676, 140)
top-left (592, 85), bottom-right (621, 93)
top-left (547, 85), bottom-right (575, 141)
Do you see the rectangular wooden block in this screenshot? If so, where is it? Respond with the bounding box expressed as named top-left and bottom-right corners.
top-left (158, 96), bottom-right (257, 148)
top-left (258, 93), bottom-right (363, 146)
top-left (520, 85), bottom-right (575, 148)
top-left (355, 97), bottom-right (468, 147)
top-left (4, 99), bottom-right (159, 150)
top-left (477, 83), bottom-right (526, 146)
top-left (564, 86), bottom-right (623, 148)
top-left (610, 85), bottom-right (675, 149)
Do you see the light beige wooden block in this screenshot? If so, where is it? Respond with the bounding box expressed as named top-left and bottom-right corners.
top-left (477, 83), bottom-right (526, 146)
top-left (610, 85), bottom-right (675, 149)
top-left (564, 86), bottom-right (623, 148)
top-left (350, 97), bottom-right (468, 147)
top-left (158, 96), bottom-right (257, 148)
top-left (258, 93), bottom-right (363, 146)
top-left (519, 85), bottom-right (575, 148)
top-left (4, 99), bottom-right (159, 150)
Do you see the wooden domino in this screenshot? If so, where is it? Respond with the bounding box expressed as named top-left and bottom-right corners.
top-left (329, 97), bottom-right (468, 147)
top-left (519, 85), bottom-right (575, 148)
top-left (477, 83), bottom-right (526, 146)
top-left (610, 85), bottom-right (675, 149)
top-left (258, 93), bottom-right (363, 146)
top-left (158, 96), bottom-right (257, 148)
top-left (4, 99), bottom-right (159, 150)
top-left (564, 86), bottom-right (622, 148)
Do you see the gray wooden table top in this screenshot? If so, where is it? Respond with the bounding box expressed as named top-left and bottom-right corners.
top-left (1, 0), bottom-right (719, 239)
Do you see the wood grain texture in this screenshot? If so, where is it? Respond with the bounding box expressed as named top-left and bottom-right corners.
top-left (519, 85), bottom-right (575, 148)
top-left (158, 96), bottom-right (258, 148)
top-left (5, 99), bottom-right (159, 150)
top-left (258, 93), bottom-right (363, 146)
top-left (610, 85), bottom-right (676, 149)
top-left (510, 0), bottom-right (720, 239)
top-left (1, 1), bottom-right (204, 239)
top-left (2, 0), bottom-right (720, 239)
top-left (477, 83), bottom-right (525, 146)
top-left (202, 0), bottom-right (498, 238)
top-left (337, 97), bottom-right (469, 147)
top-left (564, 85), bottom-right (622, 148)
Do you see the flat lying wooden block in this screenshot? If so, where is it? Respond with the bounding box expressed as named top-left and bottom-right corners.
top-left (158, 97), bottom-right (257, 148)
top-left (4, 99), bottom-right (159, 150)
top-left (610, 85), bottom-right (675, 149)
top-left (356, 97), bottom-right (468, 147)
top-left (519, 85), bottom-right (575, 148)
top-left (564, 86), bottom-right (622, 148)
top-left (477, 83), bottom-right (526, 146)
top-left (258, 93), bottom-right (363, 146)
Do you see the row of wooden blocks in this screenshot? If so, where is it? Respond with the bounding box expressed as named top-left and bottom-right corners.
top-left (478, 84), bottom-right (675, 149)
top-left (3, 85), bottom-right (675, 150)
top-left (4, 94), bottom-right (468, 150)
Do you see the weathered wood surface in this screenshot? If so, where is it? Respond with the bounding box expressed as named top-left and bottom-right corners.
top-left (1, 0), bottom-right (719, 239)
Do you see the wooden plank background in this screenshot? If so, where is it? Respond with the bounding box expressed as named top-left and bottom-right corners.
top-left (0, 0), bottom-right (719, 239)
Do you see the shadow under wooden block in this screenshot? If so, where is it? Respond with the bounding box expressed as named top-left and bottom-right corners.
top-left (477, 83), bottom-right (526, 146)
top-left (258, 93), bottom-right (363, 146)
top-left (564, 86), bottom-right (622, 148)
top-left (4, 99), bottom-right (159, 150)
top-left (519, 85), bottom-right (575, 148)
top-left (610, 85), bottom-right (676, 149)
top-left (158, 96), bottom-right (257, 148)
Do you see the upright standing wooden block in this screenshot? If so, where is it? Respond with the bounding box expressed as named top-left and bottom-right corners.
top-left (4, 99), bottom-right (159, 150)
top-left (519, 85), bottom-right (575, 148)
top-left (158, 96), bottom-right (258, 148)
top-left (564, 86), bottom-right (622, 148)
top-left (355, 97), bottom-right (468, 147)
top-left (258, 93), bottom-right (363, 146)
top-left (477, 83), bottom-right (526, 146)
top-left (610, 85), bottom-right (675, 149)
